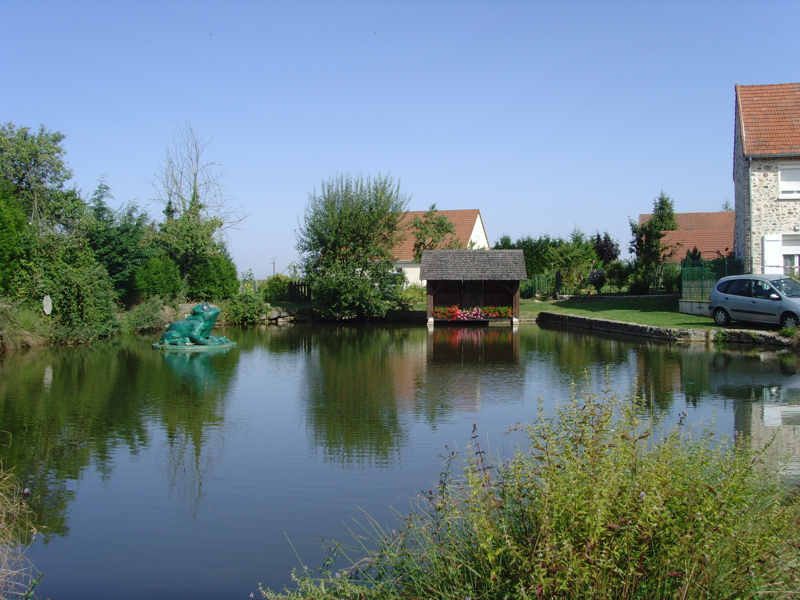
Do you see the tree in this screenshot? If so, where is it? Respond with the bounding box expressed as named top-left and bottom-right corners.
top-left (593, 232), bottom-right (620, 264)
top-left (154, 124), bottom-right (239, 226)
top-left (629, 192), bottom-right (678, 292)
top-left (85, 182), bottom-right (156, 305)
top-left (0, 182), bottom-right (32, 293)
top-left (650, 191), bottom-right (677, 232)
top-left (494, 235), bottom-right (561, 276)
top-left (297, 174), bottom-right (408, 319)
top-left (685, 247), bottom-right (702, 262)
top-left (158, 200), bottom-right (224, 274)
top-left (411, 204), bottom-right (459, 262)
top-left (550, 230), bottom-right (597, 292)
top-left (153, 125), bottom-right (241, 299)
top-left (0, 123), bottom-right (83, 229)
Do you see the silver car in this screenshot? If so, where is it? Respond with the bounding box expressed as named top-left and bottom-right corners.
top-left (709, 274), bottom-right (800, 328)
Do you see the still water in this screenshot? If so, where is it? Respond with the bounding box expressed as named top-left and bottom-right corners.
top-left (1, 324), bottom-right (799, 598)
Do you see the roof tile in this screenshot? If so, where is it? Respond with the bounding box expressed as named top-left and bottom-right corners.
top-left (737, 83), bottom-right (800, 156)
top-left (420, 250), bottom-right (527, 281)
top-left (392, 209), bottom-right (482, 262)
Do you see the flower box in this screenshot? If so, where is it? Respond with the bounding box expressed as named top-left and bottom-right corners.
top-left (432, 305), bottom-right (512, 321)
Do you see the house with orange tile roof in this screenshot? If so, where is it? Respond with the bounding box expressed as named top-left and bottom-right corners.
top-left (637, 211), bottom-right (734, 262)
top-left (391, 209), bottom-right (489, 285)
top-left (734, 82), bottom-right (800, 274)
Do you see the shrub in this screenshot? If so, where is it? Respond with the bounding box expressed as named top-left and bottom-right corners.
top-left (120, 297), bottom-right (168, 334)
top-left (262, 387), bottom-right (800, 600)
top-left (628, 269), bottom-right (650, 295)
top-left (662, 263), bottom-right (681, 294)
top-left (519, 279), bottom-right (534, 299)
top-left (186, 253), bottom-right (238, 300)
top-left (605, 260), bottom-right (631, 291)
top-left (134, 255), bottom-right (182, 300)
top-left (261, 274), bottom-right (291, 303)
top-left (12, 236), bottom-right (119, 343)
top-left (400, 284), bottom-right (426, 306)
top-left (588, 269), bottom-right (606, 294)
top-left (224, 290), bottom-right (266, 326)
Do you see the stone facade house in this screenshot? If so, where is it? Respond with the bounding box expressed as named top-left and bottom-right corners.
top-left (391, 209), bottom-right (489, 286)
top-left (734, 82), bottom-right (800, 274)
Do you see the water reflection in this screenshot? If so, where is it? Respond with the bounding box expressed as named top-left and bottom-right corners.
top-left (427, 327), bottom-right (520, 363)
top-left (0, 338), bottom-right (236, 539)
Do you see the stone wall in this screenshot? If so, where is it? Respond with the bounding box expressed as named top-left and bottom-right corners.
top-left (535, 311), bottom-right (791, 347)
top-left (748, 158), bottom-right (800, 273)
top-left (733, 109), bottom-right (751, 266)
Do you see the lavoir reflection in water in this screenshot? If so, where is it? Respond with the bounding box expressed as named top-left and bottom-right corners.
top-left (0, 325), bottom-right (798, 599)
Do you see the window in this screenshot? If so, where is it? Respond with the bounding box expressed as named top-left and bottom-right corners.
top-left (784, 254), bottom-right (800, 276)
top-left (726, 279), bottom-right (751, 297)
top-left (752, 280), bottom-right (775, 299)
top-left (716, 281), bottom-right (731, 293)
top-left (773, 277), bottom-right (800, 297)
top-left (779, 166), bottom-right (800, 199)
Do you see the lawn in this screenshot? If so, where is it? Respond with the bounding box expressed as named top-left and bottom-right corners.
top-left (519, 296), bottom-right (721, 329)
top-left (413, 295), bottom-right (779, 331)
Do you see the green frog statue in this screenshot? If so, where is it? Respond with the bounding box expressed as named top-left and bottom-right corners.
top-left (153, 303), bottom-right (235, 349)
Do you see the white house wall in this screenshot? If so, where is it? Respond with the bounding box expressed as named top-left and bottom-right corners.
top-left (397, 263), bottom-right (423, 286)
top-left (469, 214), bottom-right (490, 249)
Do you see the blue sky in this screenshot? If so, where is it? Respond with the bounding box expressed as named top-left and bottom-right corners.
top-left (3, 1), bottom-right (799, 277)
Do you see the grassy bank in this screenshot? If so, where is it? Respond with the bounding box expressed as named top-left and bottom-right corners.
top-left (262, 388), bottom-right (800, 600)
top-left (520, 296), bottom-right (720, 329)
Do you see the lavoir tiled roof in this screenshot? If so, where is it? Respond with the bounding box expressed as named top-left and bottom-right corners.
top-left (392, 209), bottom-right (483, 262)
top-left (420, 250), bottom-right (527, 281)
top-left (737, 83), bottom-right (800, 157)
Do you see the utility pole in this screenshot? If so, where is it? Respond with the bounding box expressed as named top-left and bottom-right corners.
top-left (270, 257), bottom-right (277, 276)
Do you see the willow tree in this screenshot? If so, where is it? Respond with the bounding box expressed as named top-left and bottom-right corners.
top-left (297, 174), bottom-right (408, 319)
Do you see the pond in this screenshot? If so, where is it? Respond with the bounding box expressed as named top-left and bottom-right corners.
top-left (0, 324), bottom-right (799, 598)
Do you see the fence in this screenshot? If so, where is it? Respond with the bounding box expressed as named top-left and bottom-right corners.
top-left (527, 274), bottom-right (555, 297)
top-left (287, 281), bottom-right (311, 302)
top-left (680, 257), bottom-right (745, 301)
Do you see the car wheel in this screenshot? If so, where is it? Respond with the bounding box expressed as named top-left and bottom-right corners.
top-left (780, 312), bottom-right (799, 329)
top-left (713, 308), bottom-right (731, 326)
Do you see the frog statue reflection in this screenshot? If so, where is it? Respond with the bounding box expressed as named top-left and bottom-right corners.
top-left (154, 303), bottom-right (235, 349)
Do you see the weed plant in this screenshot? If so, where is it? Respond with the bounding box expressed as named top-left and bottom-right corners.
top-left (262, 387), bottom-right (800, 600)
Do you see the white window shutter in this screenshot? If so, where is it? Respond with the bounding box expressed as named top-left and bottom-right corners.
top-left (763, 234), bottom-right (783, 274)
top-left (779, 167), bottom-right (800, 198)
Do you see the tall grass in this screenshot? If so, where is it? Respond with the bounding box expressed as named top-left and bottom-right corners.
top-left (0, 463), bottom-right (38, 597)
top-left (262, 387), bottom-right (800, 599)
top-left (0, 300), bottom-right (50, 352)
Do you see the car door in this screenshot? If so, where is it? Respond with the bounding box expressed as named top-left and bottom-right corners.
top-left (750, 279), bottom-right (781, 324)
top-left (724, 279), bottom-right (754, 322)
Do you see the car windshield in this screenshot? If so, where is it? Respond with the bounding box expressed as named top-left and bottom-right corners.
top-left (771, 277), bottom-right (800, 297)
